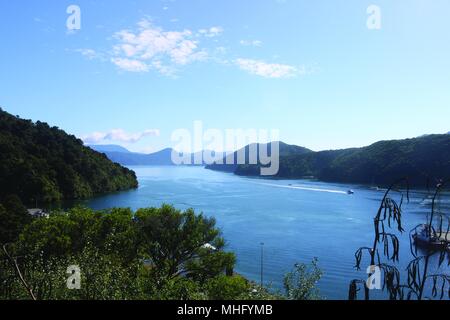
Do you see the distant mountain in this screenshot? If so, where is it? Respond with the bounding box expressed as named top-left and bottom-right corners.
top-left (95, 147), bottom-right (227, 166)
top-left (208, 135), bottom-right (450, 187)
top-left (104, 148), bottom-right (176, 166)
top-left (0, 109), bottom-right (138, 204)
top-left (89, 144), bottom-right (131, 153)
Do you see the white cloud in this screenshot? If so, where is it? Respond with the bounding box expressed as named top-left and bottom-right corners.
top-left (76, 49), bottom-right (100, 60)
top-left (111, 58), bottom-right (150, 72)
top-left (82, 128), bottom-right (160, 144)
top-left (239, 40), bottom-right (263, 47)
top-left (198, 26), bottom-right (223, 38)
top-left (75, 18), bottom-right (310, 80)
top-left (110, 19), bottom-right (216, 74)
top-left (151, 60), bottom-right (176, 76)
top-left (235, 58), bottom-right (298, 78)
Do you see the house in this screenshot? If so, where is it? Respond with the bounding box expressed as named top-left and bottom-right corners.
top-left (27, 208), bottom-right (49, 219)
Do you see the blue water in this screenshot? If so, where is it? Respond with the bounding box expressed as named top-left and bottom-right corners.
top-left (78, 166), bottom-right (448, 300)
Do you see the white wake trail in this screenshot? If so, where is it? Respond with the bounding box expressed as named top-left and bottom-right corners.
top-left (257, 182), bottom-right (349, 195)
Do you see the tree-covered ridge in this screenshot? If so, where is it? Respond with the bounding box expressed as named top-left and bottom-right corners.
top-left (0, 108), bottom-right (138, 204)
top-left (212, 135), bottom-right (450, 187)
top-left (206, 142), bottom-right (312, 173)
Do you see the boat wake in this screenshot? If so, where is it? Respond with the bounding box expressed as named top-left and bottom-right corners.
top-left (257, 182), bottom-right (349, 195)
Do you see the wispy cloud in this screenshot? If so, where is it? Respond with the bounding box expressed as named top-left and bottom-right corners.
top-left (111, 58), bottom-right (150, 72)
top-left (239, 40), bottom-right (263, 47)
top-left (76, 48), bottom-right (102, 60)
top-left (198, 26), bottom-right (223, 38)
top-left (82, 128), bottom-right (160, 144)
top-left (235, 58), bottom-right (298, 78)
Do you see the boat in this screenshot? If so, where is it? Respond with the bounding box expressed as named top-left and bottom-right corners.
top-left (347, 190), bottom-right (355, 195)
top-left (412, 224), bottom-right (449, 250)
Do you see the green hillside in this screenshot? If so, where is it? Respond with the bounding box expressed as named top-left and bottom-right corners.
top-left (206, 142), bottom-right (312, 173)
top-left (0, 108), bottom-right (138, 204)
top-left (213, 135), bottom-right (450, 187)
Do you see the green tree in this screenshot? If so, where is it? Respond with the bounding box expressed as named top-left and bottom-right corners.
top-left (184, 238), bottom-right (236, 284)
top-left (135, 205), bottom-right (234, 281)
top-left (0, 194), bottom-right (31, 244)
top-left (283, 258), bottom-right (322, 300)
top-left (206, 275), bottom-right (250, 300)
top-left (153, 277), bottom-right (206, 300)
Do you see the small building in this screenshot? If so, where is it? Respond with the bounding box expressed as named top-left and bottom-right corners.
top-left (202, 243), bottom-right (217, 251)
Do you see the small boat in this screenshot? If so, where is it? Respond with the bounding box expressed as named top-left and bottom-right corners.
top-left (412, 224), bottom-right (448, 250)
top-left (347, 190), bottom-right (355, 195)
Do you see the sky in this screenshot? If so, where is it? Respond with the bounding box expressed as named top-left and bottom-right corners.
top-left (0, 0), bottom-right (449, 153)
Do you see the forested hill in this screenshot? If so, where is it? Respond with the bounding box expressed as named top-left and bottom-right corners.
top-left (206, 142), bottom-right (312, 173)
top-left (0, 108), bottom-right (138, 204)
top-left (209, 135), bottom-right (450, 187)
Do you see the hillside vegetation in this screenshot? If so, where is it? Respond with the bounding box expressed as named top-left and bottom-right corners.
top-left (206, 142), bottom-right (312, 173)
top-left (209, 135), bottom-right (450, 187)
top-left (0, 108), bottom-right (138, 204)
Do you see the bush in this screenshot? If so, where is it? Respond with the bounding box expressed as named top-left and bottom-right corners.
top-left (284, 258), bottom-right (322, 300)
top-left (206, 275), bottom-right (250, 300)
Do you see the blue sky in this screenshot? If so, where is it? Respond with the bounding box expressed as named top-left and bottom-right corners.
top-left (0, 0), bottom-right (449, 153)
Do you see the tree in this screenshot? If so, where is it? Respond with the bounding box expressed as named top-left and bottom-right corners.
top-left (0, 194), bottom-right (31, 244)
top-left (206, 275), bottom-right (250, 300)
top-left (283, 258), bottom-right (322, 300)
top-left (135, 205), bottom-right (234, 281)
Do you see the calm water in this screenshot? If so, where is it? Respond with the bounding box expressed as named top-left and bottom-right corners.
top-left (79, 166), bottom-right (448, 300)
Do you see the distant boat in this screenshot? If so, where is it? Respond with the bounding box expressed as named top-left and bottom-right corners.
top-left (412, 224), bottom-right (449, 250)
top-left (347, 190), bottom-right (355, 195)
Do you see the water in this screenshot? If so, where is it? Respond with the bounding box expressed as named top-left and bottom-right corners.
top-left (78, 166), bottom-right (448, 300)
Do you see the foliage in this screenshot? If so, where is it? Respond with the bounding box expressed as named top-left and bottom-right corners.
top-left (0, 205), bottom-right (259, 300)
top-left (134, 205), bottom-right (231, 280)
top-left (205, 275), bottom-right (250, 300)
top-left (0, 244), bottom-right (142, 300)
top-left (0, 203), bottom-right (322, 300)
top-left (210, 135), bottom-right (450, 188)
top-left (0, 195), bottom-right (31, 244)
top-left (0, 108), bottom-right (137, 205)
top-left (283, 258), bottom-right (323, 300)
top-left (206, 142), bottom-right (312, 174)
top-left (152, 277), bottom-right (207, 300)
